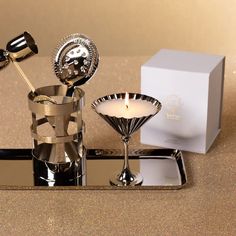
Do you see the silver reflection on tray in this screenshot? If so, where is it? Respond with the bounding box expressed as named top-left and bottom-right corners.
top-left (0, 148), bottom-right (187, 189)
top-left (92, 93), bottom-right (162, 186)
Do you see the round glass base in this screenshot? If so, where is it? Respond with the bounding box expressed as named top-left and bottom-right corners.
top-left (110, 171), bottom-right (143, 186)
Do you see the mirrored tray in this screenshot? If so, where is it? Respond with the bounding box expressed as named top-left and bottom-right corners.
top-left (0, 148), bottom-right (187, 190)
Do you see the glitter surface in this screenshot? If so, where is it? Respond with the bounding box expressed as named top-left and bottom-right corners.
top-left (0, 57), bottom-right (235, 235)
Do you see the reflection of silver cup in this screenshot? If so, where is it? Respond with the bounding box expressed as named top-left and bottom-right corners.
top-left (6, 31), bottom-right (38, 61)
top-left (28, 85), bottom-right (86, 186)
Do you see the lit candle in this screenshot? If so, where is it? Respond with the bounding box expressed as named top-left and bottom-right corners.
top-left (95, 92), bottom-right (157, 119)
top-left (125, 92), bottom-right (129, 109)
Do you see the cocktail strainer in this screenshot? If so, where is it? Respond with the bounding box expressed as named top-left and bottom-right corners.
top-left (52, 33), bottom-right (99, 95)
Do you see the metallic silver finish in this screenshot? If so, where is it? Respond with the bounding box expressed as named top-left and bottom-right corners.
top-left (53, 33), bottom-right (99, 88)
top-left (28, 85), bottom-right (86, 186)
top-left (0, 31), bottom-right (38, 69)
top-left (32, 149), bottom-right (84, 186)
top-left (28, 85), bottom-right (84, 116)
top-left (0, 148), bottom-right (187, 189)
top-left (6, 31), bottom-right (38, 61)
top-left (0, 49), bottom-right (9, 69)
top-left (0, 31), bottom-right (42, 97)
top-left (92, 93), bottom-right (162, 186)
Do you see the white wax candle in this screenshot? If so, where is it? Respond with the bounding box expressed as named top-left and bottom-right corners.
top-left (96, 99), bottom-right (157, 119)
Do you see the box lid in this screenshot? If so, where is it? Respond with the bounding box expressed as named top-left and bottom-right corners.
top-left (143, 49), bottom-right (224, 73)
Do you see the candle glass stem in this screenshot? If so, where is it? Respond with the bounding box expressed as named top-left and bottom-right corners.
top-left (122, 136), bottom-right (130, 170)
top-left (110, 135), bottom-right (143, 186)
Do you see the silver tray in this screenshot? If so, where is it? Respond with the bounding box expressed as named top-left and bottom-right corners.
top-left (0, 148), bottom-right (187, 190)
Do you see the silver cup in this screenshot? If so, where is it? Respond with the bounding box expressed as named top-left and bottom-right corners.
top-left (28, 85), bottom-right (86, 186)
top-left (6, 31), bottom-right (38, 61)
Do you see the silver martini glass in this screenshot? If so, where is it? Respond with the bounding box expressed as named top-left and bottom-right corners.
top-left (92, 93), bottom-right (161, 186)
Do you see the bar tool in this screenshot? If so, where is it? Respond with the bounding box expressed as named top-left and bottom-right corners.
top-left (49, 33), bottom-right (99, 154)
top-left (30, 33), bottom-right (99, 186)
top-left (92, 93), bottom-right (162, 186)
top-left (6, 31), bottom-right (38, 62)
top-left (0, 31), bottom-right (55, 103)
top-left (3, 31), bottom-right (38, 92)
top-left (0, 49), bottom-right (9, 69)
top-left (52, 33), bottom-right (99, 96)
top-left (29, 85), bottom-right (86, 186)
top-left (0, 31), bottom-right (38, 69)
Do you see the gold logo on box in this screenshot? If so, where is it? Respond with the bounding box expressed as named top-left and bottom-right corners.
top-left (164, 95), bottom-right (182, 121)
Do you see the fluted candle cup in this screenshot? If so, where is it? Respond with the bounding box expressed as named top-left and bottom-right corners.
top-left (92, 92), bottom-right (161, 186)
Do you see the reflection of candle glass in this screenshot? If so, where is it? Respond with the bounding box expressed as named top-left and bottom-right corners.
top-left (92, 93), bottom-right (162, 186)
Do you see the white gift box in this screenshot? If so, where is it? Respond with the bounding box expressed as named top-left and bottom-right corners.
top-left (141, 49), bottom-right (225, 153)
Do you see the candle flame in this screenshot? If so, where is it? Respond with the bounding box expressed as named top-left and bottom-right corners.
top-left (125, 92), bottom-right (129, 109)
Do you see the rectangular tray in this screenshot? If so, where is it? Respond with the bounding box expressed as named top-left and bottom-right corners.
top-left (0, 148), bottom-right (187, 190)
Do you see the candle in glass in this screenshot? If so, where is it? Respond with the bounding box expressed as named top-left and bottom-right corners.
top-left (96, 92), bottom-right (157, 118)
top-left (92, 92), bottom-right (161, 186)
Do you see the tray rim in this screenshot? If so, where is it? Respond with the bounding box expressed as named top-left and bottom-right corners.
top-left (0, 148), bottom-right (187, 190)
